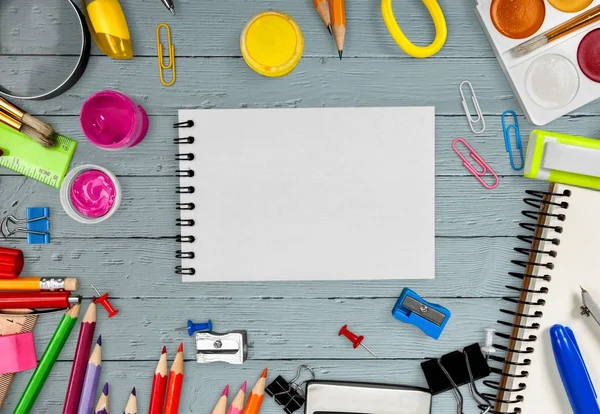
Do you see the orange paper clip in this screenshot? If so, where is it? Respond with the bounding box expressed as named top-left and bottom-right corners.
top-left (452, 138), bottom-right (499, 189)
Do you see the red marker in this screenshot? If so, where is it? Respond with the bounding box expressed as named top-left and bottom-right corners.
top-left (0, 291), bottom-right (81, 309)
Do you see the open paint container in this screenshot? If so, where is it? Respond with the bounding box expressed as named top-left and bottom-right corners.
top-left (60, 165), bottom-right (121, 224)
top-left (477, 0), bottom-right (600, 125)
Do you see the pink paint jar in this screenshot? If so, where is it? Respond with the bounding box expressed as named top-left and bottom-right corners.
top-left (60, 165), bottom-right (122, 224)
top-left (80, 90), bottom-right (149, 150)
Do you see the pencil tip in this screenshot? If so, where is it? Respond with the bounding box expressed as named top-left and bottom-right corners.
top-left (338, 50), bottom-right (343, 60)
top-left (131, 387), bottom-right (136, 396)
top-left (241, 381), bottom-right (247, 392)
top-left (222, 385), bottom-right (229, 396)
top-left (178, 342), bottom-right (183, 352)
top-left (261, 368), bottom-right (268, 378)
top-left (162, 346), bottom-right (167, 354)
top-left (170, 8), bottom-right (175, 15)
top-left (327, 25), bottom-right (332, 35)
top-left (97, 335), bottom-right (102, 346)
top-left (103, 382), bottom-right (109, 394)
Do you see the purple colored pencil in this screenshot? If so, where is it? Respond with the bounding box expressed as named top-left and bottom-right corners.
top-left (94, 382), bottom-right (109, 414)
top-left (77, 336), bottom-right (102, 414)
top-left (63, 302), bottom-right (97, 414)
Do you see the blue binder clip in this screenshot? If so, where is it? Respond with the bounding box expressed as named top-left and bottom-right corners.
top-left (501, 110), bottom-right (524, 171)
top-left (26, 207), bottom-right (50, 245)
top-left (391, 288), bottom-right (450, 339)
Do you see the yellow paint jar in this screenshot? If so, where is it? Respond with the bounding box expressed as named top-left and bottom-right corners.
top-left (241, 11), bottom-right (304, 77)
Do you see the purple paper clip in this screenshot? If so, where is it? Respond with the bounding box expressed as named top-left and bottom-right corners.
top-left (452, 138), bottom-right (499, 189)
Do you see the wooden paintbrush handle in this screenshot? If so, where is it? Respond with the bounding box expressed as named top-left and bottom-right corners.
top-left (547, 5), bottom-right (600, 41)
top-left (0, 111), bottom-right (22, 131)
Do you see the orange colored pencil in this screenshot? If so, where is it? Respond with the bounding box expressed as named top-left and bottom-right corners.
top-left (212, 385), bottom-right (229, 414)
top-left (243, 368), bottom-right (268, 414)
top-left (227, 382), bottom-right (246, 414)
top-left (164, 343), bottom-right (184, 414)
top-left (148, 346), bottom-right (168, 414)
top-left (313, 0), bottom-right (332, 35)
top-left (330, 0), bottom-right (346, 59)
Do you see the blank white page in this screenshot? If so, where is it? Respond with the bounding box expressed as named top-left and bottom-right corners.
top-left (177, 107), bottom-right (435, 282)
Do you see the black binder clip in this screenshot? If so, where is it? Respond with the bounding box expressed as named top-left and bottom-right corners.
top-left (266, 365), bottom-right (314, 413)
top-left (421, 343), bottom-right (492, 413)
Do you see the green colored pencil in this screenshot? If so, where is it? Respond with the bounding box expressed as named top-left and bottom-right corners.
top-left (14, 305), bottom-right (81, 414)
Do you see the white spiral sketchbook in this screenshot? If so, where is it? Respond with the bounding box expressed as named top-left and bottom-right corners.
top-left (176, 107), bottom-right (435, 282)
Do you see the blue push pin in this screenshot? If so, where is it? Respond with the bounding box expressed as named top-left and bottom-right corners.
top-left (175, 319), bottom-right (213, 336)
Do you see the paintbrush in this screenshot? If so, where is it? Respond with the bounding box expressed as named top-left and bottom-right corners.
top-left (0, 97), bottom-right (55, 147)
top-left (0, 111), bottom-right (54, 148)
top-left (511, 5), bottom-right (600, 57)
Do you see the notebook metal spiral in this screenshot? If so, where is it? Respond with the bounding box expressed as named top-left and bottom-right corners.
top-left (482, 185), bottom-right (570, 414)
top-left (174, 120), bottom-right (197, 276)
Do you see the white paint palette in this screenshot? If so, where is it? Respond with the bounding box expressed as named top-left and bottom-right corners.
top-left (476, 0), bottom-right (600, 125)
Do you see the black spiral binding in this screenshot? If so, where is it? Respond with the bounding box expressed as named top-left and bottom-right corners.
top-left (482, 188), bottom-right (570, 414)
top-left (174, 120), bottom-right (197, 276)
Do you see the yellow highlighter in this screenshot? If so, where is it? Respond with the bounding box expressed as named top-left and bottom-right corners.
top-left (82, 0), bottom-right (133, 59)
top-left (381, 0), bottom-right (447, 58)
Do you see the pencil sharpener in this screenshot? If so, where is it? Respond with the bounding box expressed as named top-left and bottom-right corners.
top-left (392, 288), bottom-right (451, 340)
top-left (195, 330), bottom-right (247, 364)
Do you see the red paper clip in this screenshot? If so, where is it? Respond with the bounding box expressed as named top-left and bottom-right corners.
top-left (91, 284), bottom-right (119, 318)
top-left (452, 138), bottom-right (499, 189)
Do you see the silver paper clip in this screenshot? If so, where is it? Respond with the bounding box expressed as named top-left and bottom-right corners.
top-left (195, 330), bottom-right (247, 364)
top-left (452, 138), bottom-right (499, 189)
top-left (501, 110), bottom-right (524, 171)
top-left (459, 81), bottom-right (486, 134)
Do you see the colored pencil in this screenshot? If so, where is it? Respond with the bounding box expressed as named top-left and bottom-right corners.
top-left (227, 382), bottom-right (247, 414)
top-left (148, 346), bottom-right (168, 414)
top-left (313, 0), bottom-right (332, 35)
top-left (0, 277), bottom-right (79, 291)
top-left (13, 305), bottom-right (80, 414)
top-left (124, 387), bottom-right (137, 414)
top-left (0, 291), bottom-right (81, 309)
top-left (94, 382), bottom-right (109, 414)
top-left (63, 301), bottom-right (97, 414)
top-left (164, 343), bottom-right (184, 414)
top-left (77, 336), bottom-right (103, 414)
top-left (212, 385), bottom-right (229, 414)
top-left (243, 369), bottom-right (268, 414)
top-left (330, 0), bottom-right (346, 59)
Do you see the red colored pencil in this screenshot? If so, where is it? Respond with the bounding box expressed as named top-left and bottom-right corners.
top-left (148, 346), bottom-right (168, 414)
top-left (164, 343), bottom-right (184, 414)
top-left (62, 301), bottom-right (96, 414)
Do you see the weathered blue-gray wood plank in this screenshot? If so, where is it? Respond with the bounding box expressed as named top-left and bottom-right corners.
top-left (0, 0), bottom-right (580, 412)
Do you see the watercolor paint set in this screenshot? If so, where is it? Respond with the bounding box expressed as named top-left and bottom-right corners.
top-left (476, 0), bottom-right (600, 125)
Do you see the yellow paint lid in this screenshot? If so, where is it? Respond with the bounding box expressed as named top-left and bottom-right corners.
top-left (241, 11), bottom-right (304, 77)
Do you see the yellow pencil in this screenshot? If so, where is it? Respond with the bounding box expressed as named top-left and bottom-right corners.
top-left (0, 277), bottom-right (78, 291)
top-left (330, 0), bottom-right (346, 59)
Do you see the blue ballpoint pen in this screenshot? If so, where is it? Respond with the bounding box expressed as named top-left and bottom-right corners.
top-left (550, 324), bottom-right (600, 414)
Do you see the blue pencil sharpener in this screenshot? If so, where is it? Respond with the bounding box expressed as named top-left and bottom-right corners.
top-left (392, 288), bottom-right (451, 340)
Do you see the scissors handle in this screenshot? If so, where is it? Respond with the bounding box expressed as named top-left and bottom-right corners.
top-left (381, 0), bottom-right (447, 58)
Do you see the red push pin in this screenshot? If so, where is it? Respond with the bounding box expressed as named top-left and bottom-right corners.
top-left (338, 324), bottom-right (377, 357)
top-left (91, 284), bottom-right (119, 318)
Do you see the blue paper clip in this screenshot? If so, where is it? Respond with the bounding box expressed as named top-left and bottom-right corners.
top-left (391, 288), bottom-right (451, 339)
top-left (26, 207), bottom-right (50, 245)
top-left (501, 110), bottom-right (524, 171)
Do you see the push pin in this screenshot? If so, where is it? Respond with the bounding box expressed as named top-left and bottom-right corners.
top-left (91, 284), bottom-right (119, 318)
top-left (175, 319), bottom-right (212, 336)
top-left (338, 324), bottom-right (377, 358)
top-left (481, 328), bottom-right (496, 357)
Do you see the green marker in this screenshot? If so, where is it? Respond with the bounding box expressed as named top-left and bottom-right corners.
top-left (14, 305), bottom-right (81, 414)
top-left (0, 122), bottom-right (77, 189)
top-left (524, 130), bottom-right (600, 190)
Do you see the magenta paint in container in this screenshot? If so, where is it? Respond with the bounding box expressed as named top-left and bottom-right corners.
top-left (60, 165), bottom-right (122, 224)
top-left (80, 90), bottom-right (149, 150)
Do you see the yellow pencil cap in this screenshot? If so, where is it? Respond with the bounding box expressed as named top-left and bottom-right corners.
top-left (241, 11), bottom-right (304, 77)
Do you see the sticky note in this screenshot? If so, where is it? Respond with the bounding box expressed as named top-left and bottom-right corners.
top-left (0, 332), bottom-right (37, 374)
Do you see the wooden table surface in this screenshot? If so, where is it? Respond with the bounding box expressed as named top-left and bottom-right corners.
top-left (0, 0), bottom-right (595, 412)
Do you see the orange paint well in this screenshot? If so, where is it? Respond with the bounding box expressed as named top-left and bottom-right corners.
top-left (548, 0), bottom-right (592, 13)
top-left (491, 0), bottom-right (546, 39)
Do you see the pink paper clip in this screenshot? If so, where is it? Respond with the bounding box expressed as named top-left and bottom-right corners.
top-left (452, 138), bottom-right (499, 189)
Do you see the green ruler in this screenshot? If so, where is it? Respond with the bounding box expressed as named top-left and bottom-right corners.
top-left (0, 122), bottom-right (77, 189)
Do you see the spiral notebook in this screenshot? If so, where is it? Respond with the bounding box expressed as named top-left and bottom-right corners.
top-left (491, 184), bottom-right (600, 413)
top-left (175, 107), bottom-right (435, 282)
